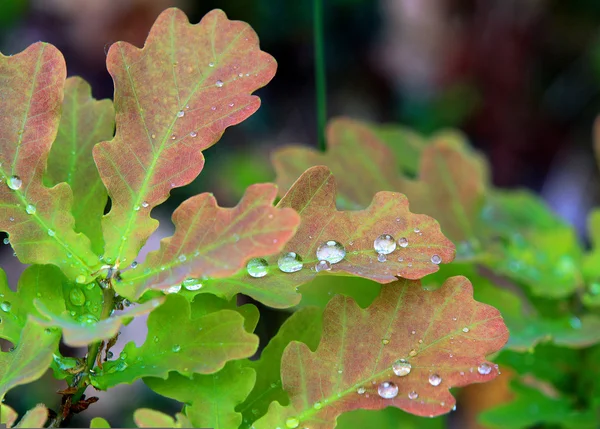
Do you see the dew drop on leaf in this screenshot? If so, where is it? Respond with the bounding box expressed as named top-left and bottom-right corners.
top-left (0, 301), bottom-right (11, 312)
top-left (315, 260), bottom-right (331, 272)
top-left (75, 275), bottom-right (86, 284)
top-left (381, 338), bottom-right (390, 345)
top-left (25, 204), bottom-right (36, 215)
top-left (392, 359), bottom-right (411, 376)
top-left (398, 237), bottom-right (409, 248)
top-left (47, 229), bottom-right (56, 237)
top-left (428, 374), bottom-right (442, 386)
top-left (316, 240), bottom-right (346, 264)
top-left (182, 278), bottom-right (203, 291)
top-left (313, 401), bottom-right (322, 410)
top-left (3, 238), bottom-right (9, 245)
top-left (478, 363), bottom-right (492, 375)
top-left (246, 258), bottom-right (269, 278)
top-left (166, 284), bottom-right (181, 294)
top-left (285, 417), bottom-right (299, 429)
top-left (377, 253), bottom-right (387, 262)
top-left (374, 234), bottom-right (396, 254)
top-left (190, 131), bottom-right (197, 138)
top-left (208, 62), bottom-right (214, 67)
top-left (377, 381), bottom-right (398, 399)
top-left (215, 80), bottom-right (224, 87)
top-left (278, 252), bottom-right (303, 273)
top-left (130, 261), bottom-right (138, 269)
top-left (462, 327), bottom-right (469, 333)
top-left (177, 110), bottom-right (185, 118)
top-left (178, 254), bottom-right (187, 263)
top-left (408, 391), bottom-right (418, 400)
top-left (141, 201), bottom-right (149, 208)
top-left (357, 386), bottom-right (366, 394)
top-left (431, 254), bottom-right (442, 264)
top-left (69, 288), bottom-right (86, 306)
top-left (172, 344), bottom-right (181, 352)
top-left (6, 175), bottom-right (22, 190)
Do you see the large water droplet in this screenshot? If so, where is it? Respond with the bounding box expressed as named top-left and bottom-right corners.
top-left (428, 374), bottom-right (442, 386)
top-left (431, 254), bottom-right (442, 265)
top-left (25, 204), bottom-right (36, 215)
top-left (215, 80), bottom-right (224, 87)
top-left (7, 176), bottom-right (22, 190)
top-left (377, 381), bottom-right (398, 399)
top-left (247, 258), bottom-right (268, 278)
top-left (0, 301), bottom-right (11, 312)
top-left (182, 278), bottom-right (203, 291)
top-left (374, 234), bottom-right (396, 254)
top-left (315, 260), bottom-right (331, 272)
top-left (69, 288), bottom-right (86, 306)
top-left (408, 391), bottom-right (418, 400)
top-left (166, 284), bottom-right (181, 294)
top-left (75, 275), bottom-right (86, 284)
top-left (398, 237), bottom-right (409, 248)
top-left (285, 417), bottom-right (299, 429)
top-left (172, 344), bottom-right (181, 352)
top-left (278, 252), bottom-right (303, 273)
top-left (392, 359), bottom-right (411, 376)
top-left (315, 240), bottom-right (346, 264)
top-left (478, 363), bottom-right (492, 375)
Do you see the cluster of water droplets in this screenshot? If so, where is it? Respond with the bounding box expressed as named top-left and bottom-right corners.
top-left (373, 230), bottom-right (441, 266)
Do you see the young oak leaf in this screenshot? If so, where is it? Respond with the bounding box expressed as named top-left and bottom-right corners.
top-left (254, 276), bottom-right (509, 428)
top-left (0, 403), bottom-right (17, 427)
top-left (117, 183), bottom-right (299, 300)
top-left (0, 43), bottom-right (99, 279)
top-left (213, 166), bottom-right (455, 309)
top-left (145, 361), bottom-right (255, 429)
top-left (93, 8), bottom-right (277, 267)
top-left (8, 404), bottom-right (48, 429)
top-left (90, 417), bottom-right (112, 428)
top-left (46, 77), bottom-right (115, 255)
top-left (133, 409), bottom-right (192, 428)
top-left (89, 294), bottom-right (257, 390)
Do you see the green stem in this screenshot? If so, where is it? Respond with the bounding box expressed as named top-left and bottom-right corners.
top-left (314, 0), bottom-right (327, 151)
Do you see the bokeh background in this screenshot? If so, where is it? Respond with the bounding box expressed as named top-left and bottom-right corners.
top-left (2, 0), bottom-right (600, 427)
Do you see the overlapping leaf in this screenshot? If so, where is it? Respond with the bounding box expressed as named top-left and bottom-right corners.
top-left (133, 409), bottom-right (192, 428)
top-left (46, 76), bottom-right (115, 254)
top-left (210, 166), bottom-right (455, 308)
top-left (117, 184), bottom-right (299, 300)
top-left (254, 276), bottom-right (509, 429)
top-left (0, 404), bottom-right (17, 427)
top-left (146, 361), bottom-right (255, 429)
top-left (4, 404), bottom-right (48, 428)
top-left (94, 7), bottom-right (277, 267)
top-left (90, 417), bottom-right (111, 428)
top-left (0, 43), bottom-right (99, 280)
top-left (238, 307), bottom-right (323, 427)
top-left (90, 294), bottom-right (257, 389)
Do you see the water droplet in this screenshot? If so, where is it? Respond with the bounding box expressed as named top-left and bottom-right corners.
top-left (315, 260), bottom-right (331, 272)
top-left (75, 275), bottom-right (86, 284)
top-left (409, 349), bottom-right (417, 357)
top-left (414, 228), bottom-right (420, 233)
top-left (374, 234), bottom-right (396, 254)
top-left (278, 252), bottom-right (303, 273)
top-left (86, 283), bottom-right (95, 290)
top-left (216, 80), bottom-right (224, 87)
top-left (47, 229), bottom-right (56, 237)
top-left (211, 106), bottom-right (217, 111)
top-left (25, 204), bottom-right (36, 215)
top-left (177, 110), bottom-right (185, 118)
top-left (569, 316), bottom-right (582, 329)
top-left (208, 62), bottom-right (215, 67)
top-left (431, 254), bottom-right (442, 265)
top-left (130, 261), bottom-right (138, 269)
top-left (69, 288), bottom-right (85, 306)
top-left (392, 359), bottom-right (411, 376)
top-left (478, 363), bottom-right (492, 375)
top-left (178, 254), bottom-right (187, 263)
top-left (398, 237), bottom-right (409, 248)
top-left (462, 327), bottom-right (469, 333)
top-left (7, 176), bottom-right (22, 190)
top-left (2, 238), bottom-right (9, 245)
top-left (190, 131), bottom-right (197, 137)
top-left (428, 374), bottom-right (442, 386)
top-left (172, 344), bottom-right (181, 352)
top-left (182, 278), bottom-right (203, 291)
top-left (229, 102), bottom-right (234, 107)
top-left (247, 258), bottom-right (269, 278)
top-left (408, 391), bottom-right (418, 400)
top-left (166, 284), bottom-right (181, 294)
top-left (0, 301), bottom-right (11, 312)
top-left (285, 417), bottom-right (299, 428)
top-left (134, 205), bottom-right (140, 211)
top-left (382, 338), bottom-right (390, 345)
top-left (8, 217), bottom-right (13, 222)
top-left (357, 386), bottom-right (366, 394)
top-left (153, 336), bottom-right (159, 343)
top-left (377, 253), bottom-right (387, 262)
top-left (377, 381), bottom-right (398, 399)
top-left (316, 240), bottom-right (346, 264)
top-left (106, 351), bottom-right (114, 359)
top-left (313, 401), bottom-right (322, 409)
top-left (141, 201), bottom-right (149, 208)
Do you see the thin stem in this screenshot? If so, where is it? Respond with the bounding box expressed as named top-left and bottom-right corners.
top-left (314, 0), bottom-right (327, 152)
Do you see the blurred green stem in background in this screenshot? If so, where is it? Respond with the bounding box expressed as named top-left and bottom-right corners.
top-left (314, 0), bottom-right (327, 151)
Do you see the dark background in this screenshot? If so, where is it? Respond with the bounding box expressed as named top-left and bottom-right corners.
top-left (2, 0), bottom-right (600, 427)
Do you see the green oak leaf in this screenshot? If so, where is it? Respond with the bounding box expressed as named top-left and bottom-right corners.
top-left (11, 404), bottom-right (48, 429)
top-left (238, 307), bottom-right (323, 427)
top-left (133, 409), bottom-right (192, 428)
top-left (146, 361), bottom-right (255, 429)
top-left (45, 76), bottom-right (114, 254)
top-left (1, 403), bottom-right (17, 427)
top-left (90, 294), bottom-right (258, 389)
top-left (90, 417), bottom-right (111, 428)
top-left (336, 407), bottom-right (445, 429)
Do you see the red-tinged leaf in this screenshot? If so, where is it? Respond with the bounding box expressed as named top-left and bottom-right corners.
top-left (94, 8), bottom-right (276, 267)
top-left (273, 118), bottom-right (402, 210)
top-left (12, 404), bottom-right (48, 429)
top-left (212, 166), bottom-right (454, 308)
top-left (133, 409), bottom-right (192, 428)
top-left (46, 77), bottom-right (115, 255)
top-left (117, 183), bottom-right (299, 299)
top-left (0, 43), bottom-right (99, 279)
top-left (254, 276), bottom-right (509, 428)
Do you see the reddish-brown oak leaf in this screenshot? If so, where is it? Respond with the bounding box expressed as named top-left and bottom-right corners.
top-left (254, 276), bottom-right (509, 429)
top-left (94, 8), bottom-right (276, 267)
top-left (118, 184), bottom-right (299, 299)
top-left (212, 166), bottom-right (455, 308)
top-left (46, 77), bottom-right (115, 255)
top-left (0, 43), bottom-right (99, 280)
top-left (273, 118), bottom-right (487, 242)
